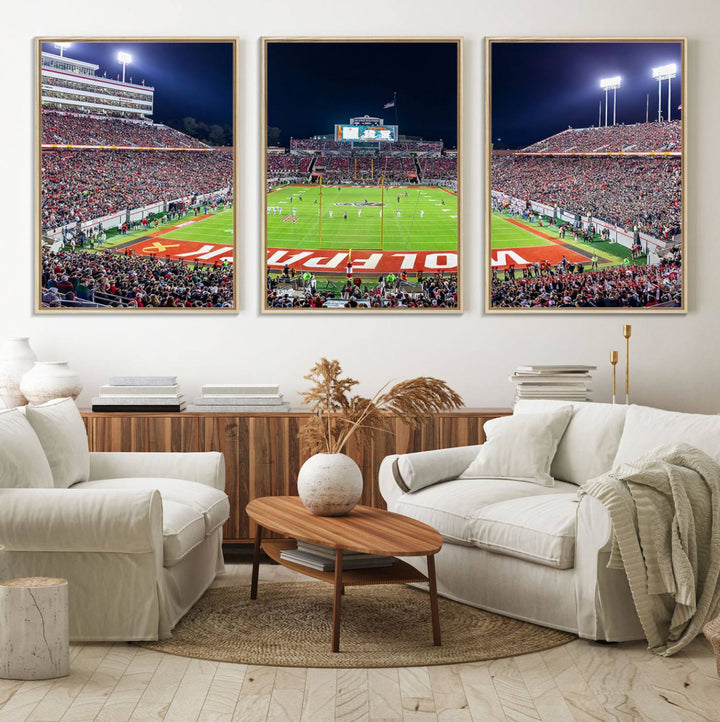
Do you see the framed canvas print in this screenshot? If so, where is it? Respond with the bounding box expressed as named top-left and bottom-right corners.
top-left (262, 38), bottom-right (462, 312)
top-left (486, 38), bottom-right (686, 312)
top-left (37, 38), bottom-right (237, 312)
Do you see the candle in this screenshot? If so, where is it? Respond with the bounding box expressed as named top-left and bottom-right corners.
top-left (623, 325), bottom-right (632, 403)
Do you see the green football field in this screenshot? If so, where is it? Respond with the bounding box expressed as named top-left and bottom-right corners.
top-left (490, 213), bottom-right (555, 249)
top-left (266, 184), bottom-right (457, 251)
top-left (163, 208), bottom-right (234, 245)
top-left (100, 207), bottom-right (234, 251)
top-left (490, 211), bottom-right (633, 265)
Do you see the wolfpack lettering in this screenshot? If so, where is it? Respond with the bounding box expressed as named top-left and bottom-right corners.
top-left (491, 250), bottom-right (529, 267)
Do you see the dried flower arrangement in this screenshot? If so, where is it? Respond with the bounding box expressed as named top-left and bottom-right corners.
top-left (299, 358), bottom-right (463, 454)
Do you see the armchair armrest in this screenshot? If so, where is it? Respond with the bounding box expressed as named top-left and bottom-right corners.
top-left (0, 488), bottom-right (163, 553)
top-left (89, 452), bottom-right (225, 491)
top-left (379, 445), bottom-right (483, 506)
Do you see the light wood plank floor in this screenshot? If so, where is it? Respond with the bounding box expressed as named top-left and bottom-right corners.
top-left (1, 562), bottom-right (718, 722)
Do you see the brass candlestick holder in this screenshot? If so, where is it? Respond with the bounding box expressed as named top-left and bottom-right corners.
top-left (610, 350), bottom-right (619, 404)
top-left (623, 324), bottom-right (632, 405)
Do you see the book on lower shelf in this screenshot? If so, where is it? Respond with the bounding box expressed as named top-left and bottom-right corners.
top-left (280, 544), bottom-right (395, 572)
top-left (295, 540), bottom-right (393, 563)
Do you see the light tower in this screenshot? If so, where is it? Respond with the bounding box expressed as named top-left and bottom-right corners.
top-left (652, 63), bottom-right (677, 122)
top-left (54, 42), bottom-right (71, 58)
top-left (599, 76), bottom-right (622, 127)
top-left (117, 51), bottom-right (132, 83)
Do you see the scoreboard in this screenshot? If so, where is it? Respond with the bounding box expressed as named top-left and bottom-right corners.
top-left (335, 124), bottom-right (398, 142)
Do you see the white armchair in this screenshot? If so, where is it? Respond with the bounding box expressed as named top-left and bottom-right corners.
top-left (0, 400), bottom-right (229, 641)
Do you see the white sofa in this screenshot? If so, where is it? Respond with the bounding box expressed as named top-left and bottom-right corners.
top-left (0, 399), bottom-right (229, 642)
top-left (380, 400), bottom-right (720, 641)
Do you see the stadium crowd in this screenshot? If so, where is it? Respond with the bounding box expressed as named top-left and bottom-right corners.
top-left (419, 156), bottom-right (457, 181)
top-left (44, 77), bottom-right (149, 104)
top-left (491, 155), bottom-right (681, 239)
top-left (266, 272), bottom-right (458, 309)
top-left (522, 121), bottom-right (681, 154)
top-left (289, 139), bottom-right (444, 154)
top-left (266, 148), bottom-right (456, 186)
top-left (290, 139), bottom-right (349, 153)
top-left (41, 148), bottom-right (233, 231)
top-left (42, 111), bottom-right (208, 149)
top-left (490, 256), bottom-right (682, 308)
top-left (266, 153), bottom-right (312, 178)
top-left (40, 248), bottom-right (233, 308)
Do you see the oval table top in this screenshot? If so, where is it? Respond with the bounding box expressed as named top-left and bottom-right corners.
top-left (246, 496), bottom-right (442, 557)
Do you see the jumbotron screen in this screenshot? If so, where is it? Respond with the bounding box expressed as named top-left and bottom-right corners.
top-left (335, 124), bottom-right (398, 142)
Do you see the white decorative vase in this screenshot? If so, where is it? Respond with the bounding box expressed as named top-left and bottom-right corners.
top-left (20, 362), bottom-right (83, 406)
top-left (297, 453), bottom-right (363, 516)
top-left (0, 338), bottom-right (37, 408)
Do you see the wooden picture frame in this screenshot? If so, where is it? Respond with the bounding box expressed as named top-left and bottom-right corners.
top-left (36, 38), bottom-right (237, 312)
top-left (485, 38), bottom-right (686, 313)
top-left (262, 38), bottom-right (462, 312)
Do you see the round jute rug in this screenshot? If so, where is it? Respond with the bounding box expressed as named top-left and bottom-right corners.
top-left (139, 583), bottom-right (575, 668)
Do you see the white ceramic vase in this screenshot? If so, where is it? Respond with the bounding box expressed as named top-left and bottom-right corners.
top-left (20, 362), bottom-right (83, 406)
top-left (297, 453), bottom-right (363, 516)
top-left (0, 337), bottom-right (37, 408)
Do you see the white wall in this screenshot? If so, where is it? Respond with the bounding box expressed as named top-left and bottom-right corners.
top-left (2, 0), bottom-right (719, 413)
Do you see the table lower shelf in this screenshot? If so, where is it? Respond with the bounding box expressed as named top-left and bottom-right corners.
top-left (262, 539), bottom-right (430, 587)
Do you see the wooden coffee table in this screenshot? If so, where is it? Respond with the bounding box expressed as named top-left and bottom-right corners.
top-left (246, 496), bottom-right (443, 653)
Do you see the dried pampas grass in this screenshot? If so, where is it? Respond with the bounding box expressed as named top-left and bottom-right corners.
top-left (299, 358), bottom-right (463, 454)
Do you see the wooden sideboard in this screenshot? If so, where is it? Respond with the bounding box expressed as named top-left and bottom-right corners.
top-left (81, 408), bottom-right (510, 543)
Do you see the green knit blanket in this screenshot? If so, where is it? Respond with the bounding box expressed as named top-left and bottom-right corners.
top-left (580, 443), bottom-right (720, 656)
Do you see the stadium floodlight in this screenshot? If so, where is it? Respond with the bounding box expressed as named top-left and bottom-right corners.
top-left (600, 76), bottom-right (622, 126)
top-left (117, 51), bottom-right (132, 83)
top-left (652, 63), bottom-right (678, 122)
top-left (54, 42), bottom-right (71, 57)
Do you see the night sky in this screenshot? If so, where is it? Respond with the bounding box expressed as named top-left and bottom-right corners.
top-left (266, 41), bottom-right (459, 147)
top-left (491, 41), bottom-right (683, 149)
top-left (41, 41), bottom-right (234, 128)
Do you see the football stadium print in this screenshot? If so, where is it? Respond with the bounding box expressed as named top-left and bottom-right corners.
top-left (263, 39), bottom-right (461, 311)
top-left (487, 39), bottom-right (684, 312)
top-left (38, 39), bottom-right (236, 311)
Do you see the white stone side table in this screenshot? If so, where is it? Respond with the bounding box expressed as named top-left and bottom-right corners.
top-left (0, 577), bottom-right (70, 680)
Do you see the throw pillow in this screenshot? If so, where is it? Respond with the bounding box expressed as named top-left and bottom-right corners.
top-left (513, 400), bottom-right (628, 484)
top-left (460, 406), bottom-right (573, 486)
top-left (612, 404), bottom-right (720, 468)
top-left (24, 398), bottom-right (90, 489)
top-left (0, 408), bottom-right (54, 488)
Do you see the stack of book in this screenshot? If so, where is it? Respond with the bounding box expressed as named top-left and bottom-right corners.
top-left (510, 365), bottom-right (596, 403)
top-left (190, 384), bottom-right (289, 413)
top-left (92, 376), bottom-right (184, 412)
top-left (280, 541), bottom-right (395, 572)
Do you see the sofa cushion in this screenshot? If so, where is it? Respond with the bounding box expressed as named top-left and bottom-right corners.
top-left (0, 408), bottom-right (54, 489)
top-left (460, 407), bottom-right (573, 486)
top-left (162, 500), bottom-right (207, 567)
top-left (471, 494), bottom-right (578, 569)
top-left (514, 400), bottom-right (627, 485)
top-left (613, 404), bottom-right (720, 468)
top-left (73, 477), bottom-right (229, 535)
top-left (24, 398), bottom-right (90, 489)
top-left (392, 477), bottom-right (578, 551)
